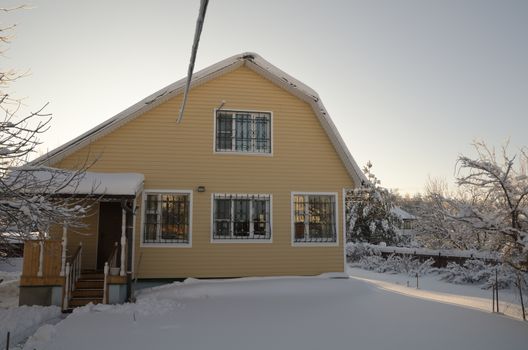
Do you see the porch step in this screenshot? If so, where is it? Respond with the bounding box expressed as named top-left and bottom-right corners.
top-left (72, 288), bottom-right (104, 298)
top-left (69, 297), bottom-right (103, 308)
top-left (76, 279), bottom-right (104, 289)
top-left (80, 273), bottom-right (104, 279)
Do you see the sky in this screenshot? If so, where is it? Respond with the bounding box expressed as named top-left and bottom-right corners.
top-left (3, 0), bottom-right (527, 194)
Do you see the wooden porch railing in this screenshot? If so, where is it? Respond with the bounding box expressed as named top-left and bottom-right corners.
top-left (103, 242), bottom-right (122, 304)
top-left (63, 243), bottom-right (82, 309)
top-left (20, 240), bottom-right (63, 286)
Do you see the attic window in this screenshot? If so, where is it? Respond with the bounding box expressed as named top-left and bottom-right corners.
top-left (215, 110), bottom-right (271, 154)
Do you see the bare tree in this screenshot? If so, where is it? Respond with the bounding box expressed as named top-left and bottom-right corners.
top-left (0, 7), bottom-right (91, 260)
top-left (454, 141), bottom-right (528, 271)
top-left (412, 178), bottom-right (496, 250)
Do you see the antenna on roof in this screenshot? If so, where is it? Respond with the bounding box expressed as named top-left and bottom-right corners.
top-left (177, 0), bottom-right (210, 124)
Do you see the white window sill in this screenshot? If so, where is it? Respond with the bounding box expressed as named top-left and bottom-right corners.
top-left (140, 243), bottom-right (192, 248)
top-left (211, 239), bottom-right (273, 244)
top-left (213, 150), bottom-right (273, 157)
top-left (291, 241), bottom-right (339, 247)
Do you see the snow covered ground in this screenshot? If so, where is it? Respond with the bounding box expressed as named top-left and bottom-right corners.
top-left (1, 305), bottom-right (62, 349)
top-left (22, 275), bottom-right (528, 350)
top-left (347, 266), bottom-right (526, 321)
top-left (0, 258), bottom-right (23, 308)
top-left (0, 258), bottom-right (63, 349)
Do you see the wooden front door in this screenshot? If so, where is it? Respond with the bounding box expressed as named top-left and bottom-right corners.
top-left (97, 202), bottom-right (122, 270)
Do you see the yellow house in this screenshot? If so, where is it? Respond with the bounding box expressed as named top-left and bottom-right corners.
top-left (19, 53), bottom-right (365, 308)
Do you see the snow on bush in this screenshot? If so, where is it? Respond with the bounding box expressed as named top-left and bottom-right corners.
top-left (440, 260), bottom-right (525, 289)
top-left (346, 242), bottom-right (381, 262)
top-left (357, 254), bottom-right (436, 277)
top-left (347, 243), bottom-right (435, 276)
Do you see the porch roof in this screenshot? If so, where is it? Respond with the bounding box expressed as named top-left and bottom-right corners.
top-left (65, 171), bottom-right (144, 196)
top-left (8, 167), bottom-right (144, 196)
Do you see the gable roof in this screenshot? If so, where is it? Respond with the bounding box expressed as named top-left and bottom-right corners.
top-left (33, 52), bottom-right (367, 186)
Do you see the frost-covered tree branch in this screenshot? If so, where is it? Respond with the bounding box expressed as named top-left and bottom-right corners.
top-left (409, 178), bottom-right (496, 251)
top-left (453, 142), bottom-right (528, 271)
top-left (0, 8), bottom-right (93, 260)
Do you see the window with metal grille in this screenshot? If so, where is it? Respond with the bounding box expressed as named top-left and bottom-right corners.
top-left (213, 194), bottom-right (271, 240)
top-left (143, 192), bottom-right (190, 244)
top-left (215, 111), bottom-right (271, 153)
top-left (293, 194), bottom-right (337, 243)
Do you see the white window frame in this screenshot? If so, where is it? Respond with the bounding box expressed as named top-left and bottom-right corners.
top-left (291, 192), bottom-right (339, 247)
top-left (140, 189), bottom-right (193, 248)
top-left (212, 109), bottom-right (273, 156)
top-left (211, 193), bottom-right (273, 243)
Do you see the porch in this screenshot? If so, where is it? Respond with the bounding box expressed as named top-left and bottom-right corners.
top-left (18, 171), bottom-right (144, 310)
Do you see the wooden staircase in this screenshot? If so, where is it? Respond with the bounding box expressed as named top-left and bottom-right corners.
top-left (68, 271), bottom-right (105, 308)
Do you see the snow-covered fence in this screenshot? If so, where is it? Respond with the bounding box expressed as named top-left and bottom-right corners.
top-left (347, 243), bottom-right (499, 268)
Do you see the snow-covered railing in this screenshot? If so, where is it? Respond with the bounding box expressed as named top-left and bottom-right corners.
top-left (63, 243), bottom-right (82, 310)
top-left (347, 242), bottom-right (500, 261)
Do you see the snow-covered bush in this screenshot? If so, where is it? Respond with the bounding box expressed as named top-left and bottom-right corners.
top-left (346, 242), bottom-right (381, 262)
top-left (440, 260), bottom-right (524, 289)
top-left (358, 253), bottom-right (435, 277)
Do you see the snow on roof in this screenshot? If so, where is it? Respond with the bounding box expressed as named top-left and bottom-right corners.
top-left (31, 52), bottom-right (367, 186)
top-left (62, 171), bottom-right (144, 195)
top-left (391, 207), bottom-right (417, 220)
top-left (8, 167), bottom-right (144, 196)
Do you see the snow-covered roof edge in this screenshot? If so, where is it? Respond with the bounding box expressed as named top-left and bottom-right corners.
top-left (7, 167), bottom-right (145, 196)
top-left (32, 52), bottom-right (366, 186)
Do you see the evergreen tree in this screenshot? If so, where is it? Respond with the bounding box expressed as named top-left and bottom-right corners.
top-left (345, 162), bottom-right (402, 245)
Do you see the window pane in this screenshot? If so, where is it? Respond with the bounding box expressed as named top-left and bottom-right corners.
top-left (143, 193), bottom-right (190, 244)
top-left (233, 199), bottom-right (250, 236)
top-left (294, 194), bottom-right (336, 243)
top-left (214, 199), bottom-right (231, 237)
top-left (293, 195), bottom-right (306, 240)
top-left (215, 111), bottom-right (271, 154)
top-left (144, 195), bottom-right (158, 242)
top-left (160, 195), bottom-right (188, 241)
top-left (213, 195), bottom-right (271, 240)
top-left (253, 199), bottom-right (268, 236)
top-left (217, 113), bottom-right (232, 150)
top-left (255, 116), bottom-right (270, 152)
top-left (235, 114), bottom-right (251, 152)
top-left (145, 214), bottom-right (158, 242)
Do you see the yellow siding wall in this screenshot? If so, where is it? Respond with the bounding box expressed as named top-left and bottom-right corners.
top-left (49, 202), bottom-right (99, 270)
top-left (54, 65), bottom-right (355, 278)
